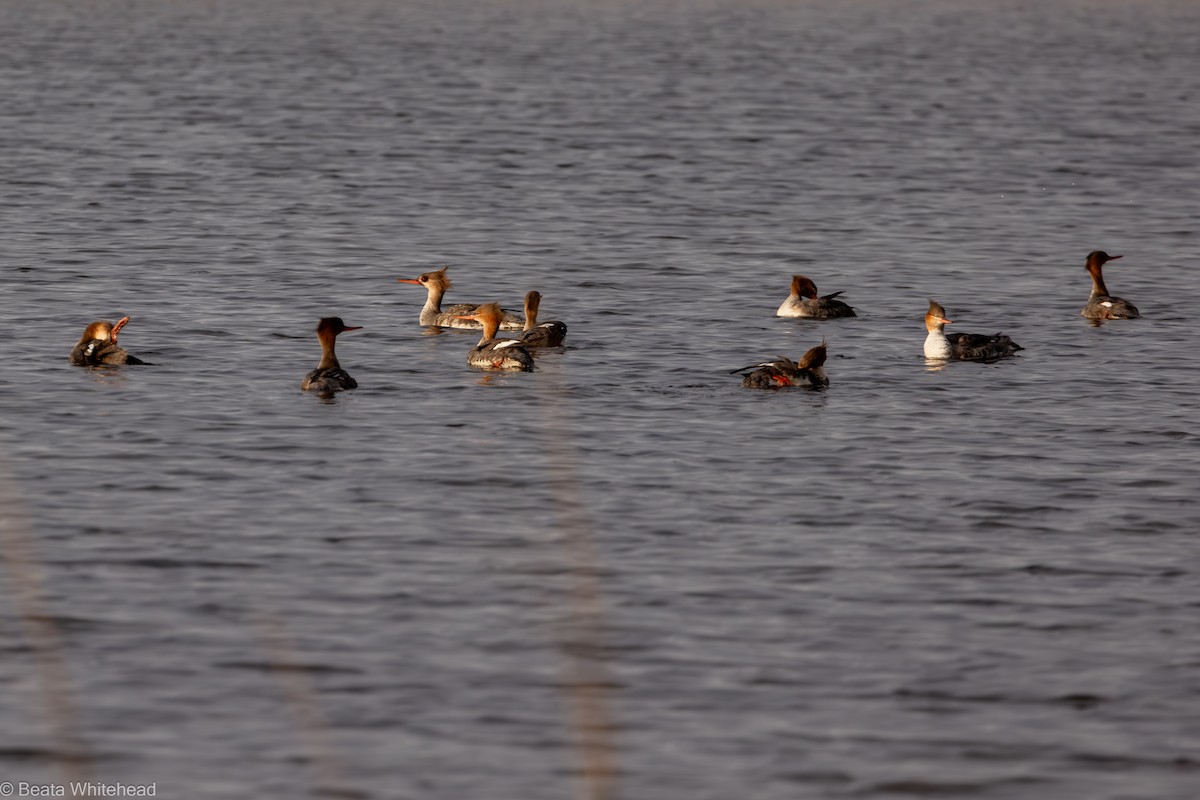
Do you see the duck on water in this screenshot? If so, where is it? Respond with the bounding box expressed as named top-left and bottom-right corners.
top-left (734, 339), bottom-right (830, 389)
top-left (454, 303), bottom-right (535, 372)
top-left (923, 300), bottom-right (1022, 361)
top-left (518, 290), bottom-right (568, 348)
top-left (775, 274), bottom-right (856, 319)
top-left (70, 316), bottom-right (146, 366)
top-left (1080, 250), bottom-right (1140, 321)
top-left (301, 317), bottom-right (361, 396)
top-left (397, 267), bottom-right (523, 330)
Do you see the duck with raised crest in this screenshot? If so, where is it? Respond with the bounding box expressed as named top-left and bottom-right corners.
top-left (396, 266), bottom-right (523, 329)
top-left (1080, 250), bottom-right (1140, 320)
top-left (776, 274), bottom-right (856, 319)
top-left (518, 290), bottom-right (568, 348)
top-left (455, 303), bottom-right (535, 372)
top-left (70, 316), bottom-right (145, 366)
top-left (301, 317), bottom-right (361, 395)
top-left (923, 300), bottom-right (1021, 361)
top-left (734, 340), bottom-right (830, 389)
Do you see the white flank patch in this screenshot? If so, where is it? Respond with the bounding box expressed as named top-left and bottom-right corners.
top-left (494, 340), bottom-right (523, 350)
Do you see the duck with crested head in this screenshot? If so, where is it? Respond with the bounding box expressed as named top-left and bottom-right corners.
top-left (396, 266), bottom-right (523, 329)
top-left (776, 274), bottom-right (856, 319)
top-left (301, 317), bottom-right (361, 395)
top-left (454, 303), bottom-right (534, 372)
top-left (1080, 250), bottom-right (1140, 320)
top-left (734, 339), bottom-right (830, 389)
top-left (518, 290), bottom-right (568, 348)
top-left (70, 316), bottom-right (146, 366)
top-left (923, 300), bottom-right (1021, 361)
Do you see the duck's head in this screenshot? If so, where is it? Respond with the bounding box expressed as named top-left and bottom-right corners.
top-left (926, 300), bottom-right (953, 332)
top-left (79, 315), bottom-right (131, 344)
top-left (798, 337), bottom-right (827, 370)
top-left (790, 274), bottom-right (818, 299)
top-left (523, 290), bottom-right (542, 323)
top-left (397, 266), bottom-right (452, 293)
top-left (451, 303), bottom-right (504, 335)
top-left (316, 317), bottom-right (362, 339)
top-left (455, 302), bottom-right (503, 328)
top-left (1086, 250), bottom-right (1121, 273)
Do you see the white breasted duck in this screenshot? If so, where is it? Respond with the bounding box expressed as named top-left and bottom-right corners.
top-left (776, 274), bottom-right (856, 319)
top-left (923, 300), bottom-right (1021, 361)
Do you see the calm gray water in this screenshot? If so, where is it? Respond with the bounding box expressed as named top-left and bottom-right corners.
top-left (2, 0), bottom-right (1198, 798)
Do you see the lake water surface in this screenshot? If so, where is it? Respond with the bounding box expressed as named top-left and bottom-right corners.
top-left (2, 1), bottom-right (1199, 798)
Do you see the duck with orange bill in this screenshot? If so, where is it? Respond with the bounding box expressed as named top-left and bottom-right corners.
top-left (518, 290), bottom-right (567, 348)
top-left (70, 316), bottom-right (146, 366)
top-left (301, 317), bottom-right (361, 395)
top-left (1080, 250), bottom-right (1140, 320)
top-left (454, 303), bottom-right (534, 372)
top-left (396, 266), bottom-right (523, 329)
top-left (923, 300), bottom-right (1022, 361)
top-left (775, 274), bottom-right (856, 319)
top-left (734, 339), bottom-right (830, 389)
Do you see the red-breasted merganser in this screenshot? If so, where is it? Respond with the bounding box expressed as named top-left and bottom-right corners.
top-left (300, 317), bottom-right (361, 395)
top-left (776, 275), bottom-right (856, 319)
top-left (454, 303), bottom-right (534, 372)
top-left (1080, 251), bottom-right (1140, 320)
top-left (924, 300), bottom-right (1021, 361)
top-left (734, 339), bottom-right (829, 389)
top-left (396, 267), bottom-right (523, 329)
top-left (518, 290), bottom-right (568, 347)
top-left (70, 316), bottom-right (145, 365)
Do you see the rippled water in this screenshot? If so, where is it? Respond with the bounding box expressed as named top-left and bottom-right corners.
top-left (3, 1), bottom-right (1199, 798)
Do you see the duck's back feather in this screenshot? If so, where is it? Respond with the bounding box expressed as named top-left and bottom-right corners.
top-left (1081, 296), bottom-right (1140, 320)
top-left (520, 321), bottom-right (568, 347)
top-left (301, 367), bottom-right (357, 393)
top-left (946, 332), bottom-right (1022, 361)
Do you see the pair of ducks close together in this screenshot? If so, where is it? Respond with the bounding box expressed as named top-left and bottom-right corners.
top-left (69, 251), bottom-right (1137, 394)
top-left (734, 250), bottom-right (1138, 389)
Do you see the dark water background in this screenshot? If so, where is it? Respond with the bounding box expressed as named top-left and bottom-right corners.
top-left (2, 1), bottom-right (1198, 797)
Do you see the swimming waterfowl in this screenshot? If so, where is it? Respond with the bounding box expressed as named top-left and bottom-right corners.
top-left (69, 316), bottom-right (145, 365)
top-left (1080, 251), bottom-right (1140, 320)
top-left (734, 340), bottom-right (829, 389)
top-left (455, 303), bottom-right (535, 372)
top-left (518, 290), bottom-right (568, 347)
top-left (300, 317), bottom-right (361, 395)
top-left (923, 300), bottom-right (1021, 361)
top-left (396, 267), bottom-right (523, 329)
top-left (776, 275), bottom-right (856, 319)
